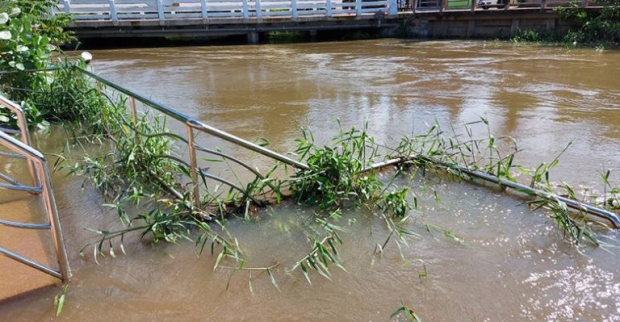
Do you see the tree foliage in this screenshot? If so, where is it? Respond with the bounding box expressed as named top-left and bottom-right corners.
top-left (560, 0), bottom-right (620, 44)
top-left (0, 0), bottom-right (74, 127)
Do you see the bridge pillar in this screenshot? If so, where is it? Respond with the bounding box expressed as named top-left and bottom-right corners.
top-left (511, 19), bottom-right (520, 35)
top-left (467, 20), bottom-right (475, 37)
top-left (247, 32), bottom-right (260, 44)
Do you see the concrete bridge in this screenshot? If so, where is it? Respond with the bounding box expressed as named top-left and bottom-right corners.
top-left (53, 0), bottom-right (596, 42)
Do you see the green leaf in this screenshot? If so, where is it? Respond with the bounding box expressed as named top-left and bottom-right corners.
top-left (267, 268), bottom-right (280, 291)
top-left (200, 157), bottom-right (223, 163)
top-left (300, 262), bottom-right (311, 284)
top-left (390, 307), bottom-right (405, 319)
top-left (248, 271), bottom-right (254, 294)
top-left (213, 252), bottom-right (224, 271)
top-left (56, 289), bottom-right (67, 317)
top-left (36, 120), bottom-right (50, 130)
top-left (225, 268), bottom-right (237, 291)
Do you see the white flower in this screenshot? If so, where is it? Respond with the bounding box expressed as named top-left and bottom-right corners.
top-left (81, 51), bottom-right (93, 62)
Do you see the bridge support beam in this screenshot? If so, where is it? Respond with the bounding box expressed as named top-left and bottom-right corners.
top-left (247, 32), bottom-right (260, 44)
top-left (467, 20), bottom-right (475, 37)
top-left (308, 30), bottom-right (317, 41)
top-left (401, 12), bottom-right (569, 39)
top-left (511, 19), bottom-right (520, 35)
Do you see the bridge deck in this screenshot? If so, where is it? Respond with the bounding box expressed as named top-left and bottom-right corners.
top-left (55, 0), bottom-right (596, 38)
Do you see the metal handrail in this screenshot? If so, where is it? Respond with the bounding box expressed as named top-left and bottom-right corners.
top-left (0, 119), bottom-right (71, 282)
top-left (0, 95), bottom-right (40, 188)
top-left (55, 0), bottom-right (399, 22)
top-left (75, 66), bottom-right (309, 170)
top-left (75, 66), bottom-right (308, 205)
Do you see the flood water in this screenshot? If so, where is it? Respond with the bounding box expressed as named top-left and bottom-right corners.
top-left (1, 40), bottom-right (620, 321)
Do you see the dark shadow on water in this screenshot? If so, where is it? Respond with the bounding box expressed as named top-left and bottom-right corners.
top-left (74, 34), bottom-right (252, 50)
top-left (72, 29), bottom-right (386, 50)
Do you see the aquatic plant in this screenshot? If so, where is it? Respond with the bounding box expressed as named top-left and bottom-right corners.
top-left (600, 170), bottom-right (620, 212)
top-left (59, 101), bottom-right (246, 264)
top-left (292, 121), bottom-right (384, 207)
top-left (53, 284), bottom-right (69, 317)
top-left (58, 86), bottom-right (609, 286)
top-left (290, 218), bottom-right (347, 284)
top-left (391, 302), bottom-right (423, 322)
top-left (386, 118), bottom-right (610, 245)
top-left (510, 28), bottom-right (560, 43)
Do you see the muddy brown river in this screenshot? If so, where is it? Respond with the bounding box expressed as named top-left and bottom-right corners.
top-left (1, 39), bottom-right (620, 321)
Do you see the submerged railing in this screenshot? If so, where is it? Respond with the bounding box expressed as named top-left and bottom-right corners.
top-left (77, 66), bottom-right (309, 208)
top-left (0, 64), bottom-right (616, 288)
top-left (0, 95), bottom-right (71, 283)
top-left (72, 66), bottom-right (620, 228)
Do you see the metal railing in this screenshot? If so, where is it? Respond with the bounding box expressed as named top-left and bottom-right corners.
top-left (52, 0), bottom-right (601, 22)
top-left (0, 95), bottom-right (71, 283)
top-left (76, 66), bottom-right (309, 208)
top-left (54, 0), bottom-right (398, 24)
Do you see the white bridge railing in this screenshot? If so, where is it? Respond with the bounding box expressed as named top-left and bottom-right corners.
top-left (55, 0), bottom-right (397, 23)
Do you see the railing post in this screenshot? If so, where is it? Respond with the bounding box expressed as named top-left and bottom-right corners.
top-left (49, 2), bottom-right (56, 17)
top-left (18, 116), bottom-right (39, 189)
top-left (326, 0), bottom-right (333, 17)
top-left (388, 0), bottom-right (397, 16)
top-left (243, 0), bottom-right (250, 19)
top-left (39, 159), bottom-right (72, 282)
top-left (128, 96), bottom-right (141, 145)
top-left (356, 0), bottom-right (362, 16)
top-left (256, 0), bottom-right (263, 20)
top-left (157, 0), bottom-right (165, 25)
top-left (108, 0), bottom-right (118, 24)
top-left (540, 0), bottom-right (546, 11)
top-left (200, 0), bottom-right (209, 20)
top-left (441, 0), bottom-right (447, 12)
top-left (186, 124), bottom-right (200, 208)
top-left (129, 97), bottom-right (138, 125)
top-left (292, 0), bottom-right (298, 19)
top-left (63, 0), bottom-right (71, 14)
top-left (470, 0), bottom-right (475, 12)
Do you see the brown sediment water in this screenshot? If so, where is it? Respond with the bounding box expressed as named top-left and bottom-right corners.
top-left (0, 39), bottom-right (619, 321)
